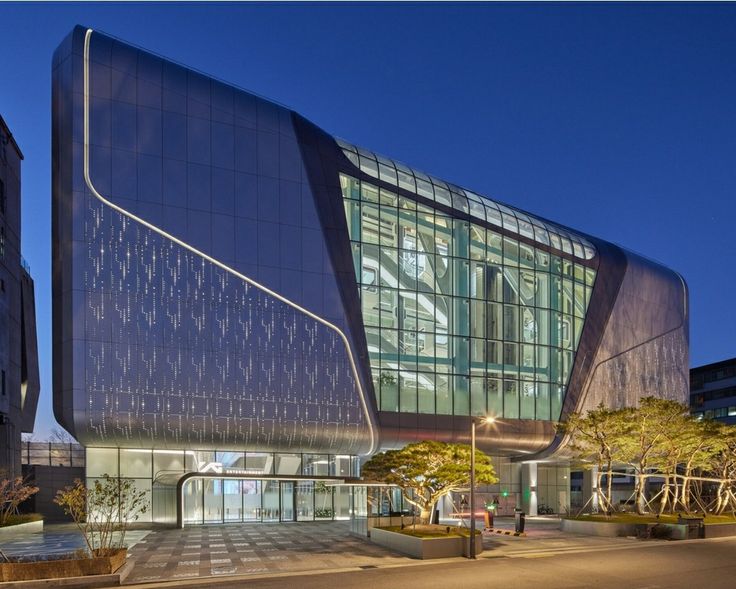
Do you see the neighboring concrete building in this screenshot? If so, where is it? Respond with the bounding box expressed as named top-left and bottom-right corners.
top-left (52, 26), bottom-right (689, 524)
top-left (21, 441), bottom-right (85, 521)
top-left (691, 358), bottom-right (736, 424)
top-left (0, 115), bottom-right (40, 478)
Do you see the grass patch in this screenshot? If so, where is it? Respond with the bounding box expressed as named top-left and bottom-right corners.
top-left (379, 524), bottom-right (480, 538)
top-left (0, 513), bottom-right (43, 528)
top-left (566, 513), bottom-right (736, 525)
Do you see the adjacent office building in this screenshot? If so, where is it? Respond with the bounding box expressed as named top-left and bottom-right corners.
top-left (691, 358), bottom-right (736, 424)
top-left (0, 115), bottom-right (40, 478)
top-left (52, 26), bottom-right (689, 525)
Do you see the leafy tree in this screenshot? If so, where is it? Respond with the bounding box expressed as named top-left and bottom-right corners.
top-left (558, 404), bottom-right (633, 513)
top-left (709, 425), bottom-right (736, 515)
top-left (560, 397), bottom-right (736, 517)
top-left (671, 418), bottom-right (725, 513)
top-left (54, 475), bottom-right (149, 557)
top-left (615, 397), bottom-right (689, 514)
top-left (361, 440), bottom-right (497, 523)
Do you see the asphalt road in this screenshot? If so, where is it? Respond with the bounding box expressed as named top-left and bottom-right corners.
top-left (126, 536), bottom-right (736, 589)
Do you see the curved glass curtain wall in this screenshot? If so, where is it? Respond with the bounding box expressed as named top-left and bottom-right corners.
top-left (337, 140), bottom-right (596, 261)
top-left (340, 174), bottom-right (596, 421)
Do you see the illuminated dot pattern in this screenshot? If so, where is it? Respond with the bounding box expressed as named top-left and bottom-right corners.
top-left (82, 194), bottom-right (371, 453)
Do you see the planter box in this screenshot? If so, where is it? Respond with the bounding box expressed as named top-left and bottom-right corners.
top-left (366, 516), bottom-right (407, 533)
top-left (0, 550), bottom-right (126, 583)
top-left (561, 519), bottom-right (687, 540)
top-left (562, 519), bottom-right (639, 537)
top-left (0, 520), bottom-right (43, 540)
top-left (703, 523), bottom-right (736, 539)
top-left (370, 527), bottom-right (482, 559)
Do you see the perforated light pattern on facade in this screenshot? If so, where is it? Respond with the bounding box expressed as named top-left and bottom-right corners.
top-left (83, 193), bottom-right (369, 452)
top-left (341, 174), bottom-right (597, 421)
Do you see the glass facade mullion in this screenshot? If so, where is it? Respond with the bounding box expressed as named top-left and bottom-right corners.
top-left (340, 173), bottom-right (596, 421)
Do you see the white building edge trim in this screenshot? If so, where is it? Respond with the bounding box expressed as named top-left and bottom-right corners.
top-left (82, 28), bottom-right (377, 455)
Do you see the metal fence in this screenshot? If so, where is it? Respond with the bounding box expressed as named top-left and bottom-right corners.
top-left (21, 442), bottom-right (85, 467)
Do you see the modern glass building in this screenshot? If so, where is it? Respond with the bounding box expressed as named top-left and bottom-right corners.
top-left (0, 114), bottom-right (40, 478)
top-left (691, 358), bottom-right (736, 424)
top-left (52, 26), bottom-right (689, 524)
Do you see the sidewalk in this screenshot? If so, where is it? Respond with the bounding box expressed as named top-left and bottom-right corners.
top-left (0, 517), bottom-right (647, 587)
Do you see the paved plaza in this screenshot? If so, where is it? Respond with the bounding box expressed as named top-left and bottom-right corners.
top-left (124, 517), bottom-right (644, 584)
top-left (0, 517), bottom-right (649, 586)
top-left (124, 521), bottom-right (413, 583)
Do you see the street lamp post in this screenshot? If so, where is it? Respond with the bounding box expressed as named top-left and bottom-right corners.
top-left (469, 416), bottom-right (495, 560)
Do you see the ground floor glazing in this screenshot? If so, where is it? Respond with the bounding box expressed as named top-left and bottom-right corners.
top-left (85, 447), bottom-right (572, 525)
top-left (182, 478), bottom-right (355, 524)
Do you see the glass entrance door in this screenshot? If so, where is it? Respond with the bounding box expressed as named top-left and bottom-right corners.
top-left (297, 481), bottom-right (314, 521)
top-left (224, 479), bottom-right (242, 522)
top-left (242, 480), bottom-right (261, 521)
top-left (262, 480), bottom-right (280, 522)
top-left (280, 482), bottom-right (295, 521)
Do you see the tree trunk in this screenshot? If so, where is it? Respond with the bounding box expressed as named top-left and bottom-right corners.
top-left (606, 464), bottom-right (614, 514)
top-left (635, 472), bottom-right (647, 514)
top-left (420, 507), bottom-right (433, 524)
top-left (715, 481), bottom-right (726, 515)
top-left (658, 475), bottom-right (669, 516)
top-left (680, 474), bottom-right (690, 513)
top-left (596, 470), bottom-right (605, 514)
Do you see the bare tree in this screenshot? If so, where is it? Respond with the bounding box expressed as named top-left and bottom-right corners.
top-left (50, 426), bottom-right (77, 445)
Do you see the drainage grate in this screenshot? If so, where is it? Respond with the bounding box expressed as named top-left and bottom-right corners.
top-left (359, 565), bottom-right (378, 569)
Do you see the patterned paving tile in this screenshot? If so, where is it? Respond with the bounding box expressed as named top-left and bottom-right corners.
top-left (123, 521), bottom-right (413, 584)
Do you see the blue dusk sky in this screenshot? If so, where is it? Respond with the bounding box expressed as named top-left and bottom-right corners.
top-left (0, 3), bottom-right (734, 438)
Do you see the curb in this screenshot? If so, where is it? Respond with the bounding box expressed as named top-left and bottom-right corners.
top-left (489, 529), bottom-right (526, 537)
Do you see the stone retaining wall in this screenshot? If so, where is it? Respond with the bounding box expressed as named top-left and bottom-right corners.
top-left (370, 527), bottom-right (482, 559)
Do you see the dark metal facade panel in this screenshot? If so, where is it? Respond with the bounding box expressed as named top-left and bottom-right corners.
top-left (291, 113), bottom-right (377, 416)
top-left (575, 250), bottom-right (689, 413)
top-left (560, 238), bottom-right (628, 421)
top-left (1, 113), bottom-right (38, 476)
top-left (52, 27), bottom-right (375, 453)
top-left (20, 269), bottom-right (40, 433)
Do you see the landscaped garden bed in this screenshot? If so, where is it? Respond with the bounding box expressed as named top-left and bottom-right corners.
top-left (0, 475), bottom-right (148, 585)
top-left (562, 513), bottom-right (736, 540)
top-left (0, 513), bottom-right (43, 540)
top-left (0, 549), bottom-right (126, 582)
top-left (370, 524), bottom-right (483, 559)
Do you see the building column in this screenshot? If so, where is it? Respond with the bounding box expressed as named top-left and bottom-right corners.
top-left (520, 462), bottom-right (538, 516)
top-left (582, 466), bottom-right (599, 513)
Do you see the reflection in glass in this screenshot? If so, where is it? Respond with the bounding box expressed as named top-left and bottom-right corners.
top-left (340, 173), bottom-right (596, 421)
top-left (297, 481), bottom-right (314, 521)
top-left (183, 478), bottom-right (203, 524)
top-left (242, 480), bottom-right (262, 521)
top-left (281, 482), bottom-right (295, 522)
top-left (263, 481), bottom-right (280, 522)
top-left (204, 479), bottom-right (222, 523)
top-left (224, 479), bottom-right (242, 521)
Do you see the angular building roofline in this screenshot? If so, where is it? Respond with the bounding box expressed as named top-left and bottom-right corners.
top-left (0, 114), bottom-right (24, 160)
top-left (691, 357), bottom-right (736, 374)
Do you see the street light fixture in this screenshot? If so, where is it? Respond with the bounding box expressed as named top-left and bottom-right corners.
top-left (469, 415), bottom-right (496, 560)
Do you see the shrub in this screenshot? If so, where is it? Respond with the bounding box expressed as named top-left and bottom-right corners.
top-left (54, 475), bottom-right (149, 558)
top-left (0, 477), bottom-right (39, 526)
top-left (0, 513), bottom-right (43, 528)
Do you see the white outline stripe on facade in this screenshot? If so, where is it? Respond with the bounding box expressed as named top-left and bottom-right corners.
top-left (83, 28), bottom-right (377, 454)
